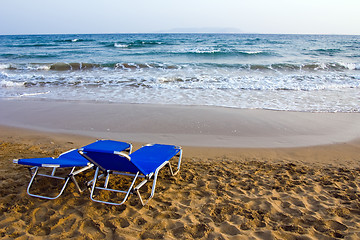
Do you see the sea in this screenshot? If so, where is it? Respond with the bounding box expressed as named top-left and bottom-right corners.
top-left (0, 33), bottom-right (359, 112)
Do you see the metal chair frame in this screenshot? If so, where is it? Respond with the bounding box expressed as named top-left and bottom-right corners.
top-left (79, 145), bottom-right (182, 206)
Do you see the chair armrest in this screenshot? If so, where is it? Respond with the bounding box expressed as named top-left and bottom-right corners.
top-left (114, 151), bottom-right (132, 161)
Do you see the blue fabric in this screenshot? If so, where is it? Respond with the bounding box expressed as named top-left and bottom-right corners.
top-left (81, 140), bottom-right (136, 172)
top-left (130, 144), bottom-right (181, 176)
top-left (15, 140), bottom-right (131, 168)
top-left (81, 151), bottom-right (139, 173)
top-left (17, 150), bottom-right (88, 167)
top-left (81, 142), bottom-right (180, 176)
top-left (81, 140), bottom-right (131, 154)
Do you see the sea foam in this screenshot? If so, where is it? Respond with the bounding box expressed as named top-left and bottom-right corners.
top-left (1, 33), bottom-right (360, 112)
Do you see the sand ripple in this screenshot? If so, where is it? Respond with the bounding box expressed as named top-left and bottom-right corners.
top-left (1, 141), bottom-right (360, 239)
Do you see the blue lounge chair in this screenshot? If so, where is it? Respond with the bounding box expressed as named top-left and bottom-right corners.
top-left (78, 143), bottom-right (182, 206)
top-left (13, 140), bottom-right (132, 200)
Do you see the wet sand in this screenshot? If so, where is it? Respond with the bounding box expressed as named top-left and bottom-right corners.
top-left (1, 99), bottom-right (360, 148)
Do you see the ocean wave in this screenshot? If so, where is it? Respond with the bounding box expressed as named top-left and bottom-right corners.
top-left (130, 40), bottom-right (165, 46)
top-left (0, 62), bottom-right (181, 71)
top-left (170, 48), bottom-right (275, 57)
top-left (114, 43), bottom-right (129, 48)
top-left (19, 78), bottom-right (359, 94)
top-left (0, 64), bottom-right (13, 70)
top-left (48, 62), bottom-right (180, 71)
top-left (0, 63), bottom-right (51, 71)
top-left (9, 70), bottom-right (359, 91)
top-left (54, 39), bottom-right (95, 43)
top-left (18, 91), bottom-right (50, 97)
top-left (0, 61), bottom-right (358, 72)
top-left (244, 62), bottom-right (358, 71)
top-left (2, 53), bottom-right (58, 59)
top-left (311, 48), bottom-right (343, 56)
top-left (203, 62), bottom-right (359, 71)
top-left (113, 63), bottom-right (180, 70)
top-left (338, 62), bottom-right (360, 70)
top-left (7, 43), bottom-right (60, 48)
top-left (49, 62), bottom-right (100, 70)
top-left (104, 40), bottom-right (167, 49)
top-left (1, 79), bottom-right (24, 87)
top-left (243, 37), bottom-right (288, 45)
top-left (0, 54), bottom-right (18, 59)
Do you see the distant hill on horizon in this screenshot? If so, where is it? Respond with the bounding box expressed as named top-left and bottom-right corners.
top-left (157, 27), bottom-right (243, 34)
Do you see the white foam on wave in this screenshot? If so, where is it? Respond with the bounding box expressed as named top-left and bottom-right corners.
top-left (193, 48), bottom-right (221, 54)
top-left (114, 43), bottom-right (129, 48)
top-left (26, 64), bottom-right (51, 71)
top-left (18, 91), bottom-right (50, 97)
top-left (173, 47), bottom-right (222, 54)
top-left (0, 64), bottom-right (11, 70)
top-left (245, 51), bottom-right (263, 54)
top-left (1, 63), bottom-right (359, 112)
top-left (0, 71), bottom-right (9, 78)
top-left (1, 79), bottom-right (24, 87)
top-left (340, 62), bottom-right (360, 70)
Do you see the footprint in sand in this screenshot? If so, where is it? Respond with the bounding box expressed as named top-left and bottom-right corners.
top-left (80, 219), bottom-right (106, 238)
top-left (33, 207), bottom-right (51, 222)
top-left (220, 222), bottom-right (241, 236)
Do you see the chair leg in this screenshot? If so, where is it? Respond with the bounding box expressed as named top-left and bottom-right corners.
top-left (70, 164), bottom-right (94, 193)
top-left (135, 163), bottom-right (166, 206)
top-left (104, 170), bottom-right (110, 188)
top-left (90, 168), bottom-right (140, 206)
top-left (27, 167), bottom-right (71, 200)
top-left (135, 151), bottom-right (182, 206)
top-left (27, 167), bottom-right (36, 178)
top-left (26, 165), bottom-right (92, 199)
top-left (134, 179), bottom-right (149, 206)
top-left (71, 175), bottom-right (82, 193)
top-left (90, 167), bottom-right (100, 200)
top-left (168, 149), bottom-right (182, 176)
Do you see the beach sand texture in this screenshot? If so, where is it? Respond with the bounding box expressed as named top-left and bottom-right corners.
top-left (1, 127), bottom-right (360, 239)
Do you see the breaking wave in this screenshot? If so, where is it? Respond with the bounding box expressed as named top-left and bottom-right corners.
top-left (1, 61), bottom-right (358, 72)
top-left (1, 33), bottom-right (360, 112)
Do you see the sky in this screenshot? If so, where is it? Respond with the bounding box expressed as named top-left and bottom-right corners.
top-left (1, 0), bottom-right (359, 35)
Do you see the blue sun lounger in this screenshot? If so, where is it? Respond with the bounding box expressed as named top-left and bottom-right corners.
top-left (13, 140), bottom-right (132, 200)
top-left (78, 142), bottom-right (182, 206)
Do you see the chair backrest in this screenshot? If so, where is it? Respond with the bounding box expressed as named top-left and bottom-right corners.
top-left (78, 140), bottom-right (136, 173)
top-left (80, 150), bottom-right (139, 173)
top-left (58, 149), bottom-right (89, 165)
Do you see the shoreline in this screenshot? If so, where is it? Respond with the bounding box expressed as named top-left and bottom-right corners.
top-left (1, 124), bottom-right (360, 169)
top-left (1, 99), bottom-right (360, 148)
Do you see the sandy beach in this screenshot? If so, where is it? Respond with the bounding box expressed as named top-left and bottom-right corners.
top-left (1, 100), bottom-right (360, 239)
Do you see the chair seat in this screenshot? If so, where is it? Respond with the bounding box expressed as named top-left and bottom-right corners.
top-left (131, 144), bottom-right (181, 176)
top-left (80, 140), bottom-right (131, 154)
top-left (15, 150), bottom-right (89, 167)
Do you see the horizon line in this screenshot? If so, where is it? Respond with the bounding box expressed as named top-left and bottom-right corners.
top-left (1, 32), bottom-right (359, 36)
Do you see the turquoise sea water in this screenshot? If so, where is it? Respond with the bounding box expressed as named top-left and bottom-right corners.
top-left (0, 34), bottom-right (359, 112)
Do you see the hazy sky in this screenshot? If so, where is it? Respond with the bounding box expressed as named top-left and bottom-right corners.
top-left (1, 0), bottom-right (359, 35)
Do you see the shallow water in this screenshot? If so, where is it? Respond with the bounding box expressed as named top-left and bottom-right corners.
top-left (1, 33), bottom-right (359, 112)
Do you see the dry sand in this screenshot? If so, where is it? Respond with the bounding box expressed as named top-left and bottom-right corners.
top-left (1, 126), bottom-right (360, 239)
top-left (1, 100), bottom-right (360, 239)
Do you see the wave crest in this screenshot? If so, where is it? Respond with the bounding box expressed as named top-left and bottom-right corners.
top-left (0, 61), bottom-right (358, 72)
top-left (49, 62), bottom-right (100, 71)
